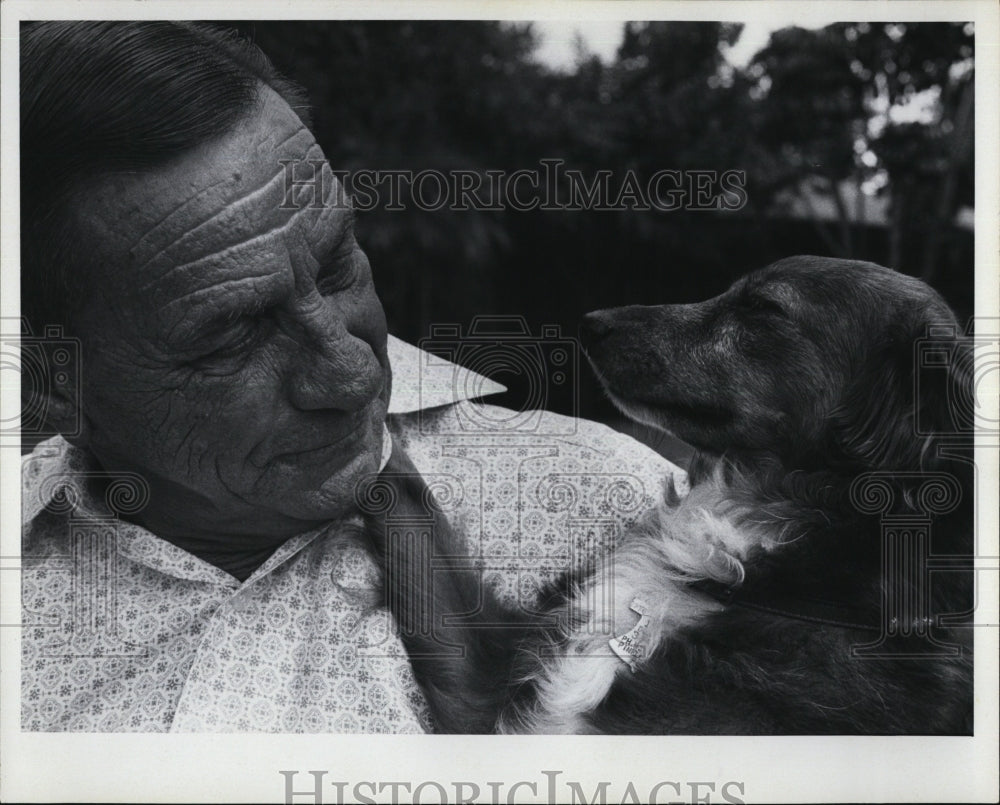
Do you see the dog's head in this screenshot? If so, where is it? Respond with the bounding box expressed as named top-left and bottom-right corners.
top-left (581, 256), bottom-right (970, 471)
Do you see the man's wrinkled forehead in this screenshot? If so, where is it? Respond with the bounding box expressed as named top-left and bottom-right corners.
top-left (72, 88), bottom-right (349, 299)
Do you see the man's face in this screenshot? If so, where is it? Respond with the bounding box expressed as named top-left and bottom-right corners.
top-left (67, 87), bottom-right (390, 537)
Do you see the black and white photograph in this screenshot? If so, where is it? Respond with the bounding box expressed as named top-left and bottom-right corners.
top-left (1, 1), bottom-right (997, 802)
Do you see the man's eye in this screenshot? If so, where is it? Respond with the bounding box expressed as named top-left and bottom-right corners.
top-left (196, 319), bottom-right (260, 365)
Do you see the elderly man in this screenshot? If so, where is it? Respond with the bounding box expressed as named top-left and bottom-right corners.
top-left (19, 21), bottom-right (680, 732)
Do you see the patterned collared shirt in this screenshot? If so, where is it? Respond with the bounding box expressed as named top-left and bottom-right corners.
top-left (21, 337), bottom-right (683, 732)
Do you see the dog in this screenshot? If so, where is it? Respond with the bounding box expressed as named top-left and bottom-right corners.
top-left (366, 255), bottom-right (974, 734)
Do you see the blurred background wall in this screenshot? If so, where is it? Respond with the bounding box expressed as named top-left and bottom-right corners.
top-left (224, 20), bottom-right (975, 465)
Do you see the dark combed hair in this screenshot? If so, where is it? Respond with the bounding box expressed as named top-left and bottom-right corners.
top-left (20, 21), bottom-right (311, 334)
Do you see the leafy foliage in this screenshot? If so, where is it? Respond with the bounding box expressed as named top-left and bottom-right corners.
top-left (226, 19), bottom-right (974, 415)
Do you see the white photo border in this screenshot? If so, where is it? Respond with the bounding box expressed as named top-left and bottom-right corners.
top-left (1, 2), bottom-right (997, 802)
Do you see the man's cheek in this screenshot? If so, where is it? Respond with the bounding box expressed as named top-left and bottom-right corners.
top-left (153, 382), bottom-right (268, 468)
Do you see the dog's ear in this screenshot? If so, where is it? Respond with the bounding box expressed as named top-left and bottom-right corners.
top-left (830, 293), bottom-right (968, 471)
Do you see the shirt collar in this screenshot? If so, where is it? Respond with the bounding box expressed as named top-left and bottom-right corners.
top-left (386, 334), bottom-right (506, 413)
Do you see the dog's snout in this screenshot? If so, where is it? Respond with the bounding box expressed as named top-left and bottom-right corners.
top-left (580, 311), bottom-right (614, 348)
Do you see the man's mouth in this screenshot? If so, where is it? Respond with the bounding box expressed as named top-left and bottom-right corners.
top-left (267, 404), bottom-right (382, 469)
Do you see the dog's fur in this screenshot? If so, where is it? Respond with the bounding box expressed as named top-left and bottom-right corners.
top-left (368, 256), bottom-right (974, 734)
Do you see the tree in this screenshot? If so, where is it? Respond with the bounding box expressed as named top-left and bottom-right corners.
top-left (746, 22), bottom-right (974, 280)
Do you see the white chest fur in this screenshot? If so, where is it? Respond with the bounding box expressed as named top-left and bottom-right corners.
top-left (499, 468), bottom-right (780, 734)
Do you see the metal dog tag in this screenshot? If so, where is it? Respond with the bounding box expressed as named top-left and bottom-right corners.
top-left (609, 597), bottom-right (650, 672)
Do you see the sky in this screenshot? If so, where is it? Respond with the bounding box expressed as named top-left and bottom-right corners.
top-left (530, 19), bottom-right (943, 134)
top-left (531, 20), bottom-right (793, 70)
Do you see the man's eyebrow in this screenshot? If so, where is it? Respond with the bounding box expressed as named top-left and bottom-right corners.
top-left (336, 204), bottom-right (356, 241)
top-left (161, 276), bottom-right (287, 344)
top-left (217, 293), bottom-right (275, 324)
top-left (312, 195), bottom-right (357, 265)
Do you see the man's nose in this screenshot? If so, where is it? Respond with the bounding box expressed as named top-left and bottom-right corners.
top-left (286, 300), bottom-right (384, 411)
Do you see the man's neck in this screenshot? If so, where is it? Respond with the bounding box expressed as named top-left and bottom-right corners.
top-left (77, 427), bottom-right (394, 582)
top-left (137, 498), bottom-right (337, 580)
top-left (82, 471), bottom-right (327, 581)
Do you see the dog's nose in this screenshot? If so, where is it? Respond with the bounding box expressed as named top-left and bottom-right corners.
top-left (579, 311), bottom-right (613, 348)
